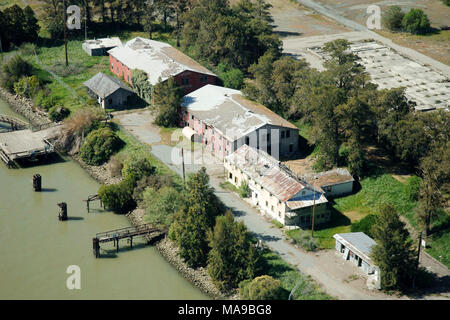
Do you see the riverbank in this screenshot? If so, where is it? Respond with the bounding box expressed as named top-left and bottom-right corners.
top-left (0, 96), bottom-right (226, 300)
top-left (0, 88), bottom-right (50, 126)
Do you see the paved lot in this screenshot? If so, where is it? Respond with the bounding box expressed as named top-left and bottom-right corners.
top-left (114, 111), bottom-right (449, 300)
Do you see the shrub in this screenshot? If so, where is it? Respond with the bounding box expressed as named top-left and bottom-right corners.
top-left (108, 154), bottom-right (125, 178)
top-left (239, 275), bottom-right (289, 300)
top-left (238, 180), bottom-right (251, 198)
top-left (351, 214), bottom-right (377, 238)
top-left (153, 77), bottom-right (182, 128)
top-left (79, 128), bottom-right (123, 165)
top-left (133, 173), bottom-right (174, 202)
top-left (289, 229), bottom-right (318, 251)
top-left (13, 75), bottom-right (40, 98)
top-left (98, 177), bottom-right (135, 213)
top-left (34, 89), bottom-right (58, 110)
top-left (402, 9), bottom-right (431, 34)
top-left (19, 42), bottom-right (39, 56)
top-left (48, 106), bottom-right (70, 122)
top-left (382, 6), bottom-right (405, 31)
top-left (441, 0), bottom-right (450, 6)
top-left (121, 153), bottom-right (156, 182)
top-left (404, 175), bottom-right (422, 201)
top-left (142, 186), bottom-right (184, 227)
top-left (0, 55), bottom-right (33, 92)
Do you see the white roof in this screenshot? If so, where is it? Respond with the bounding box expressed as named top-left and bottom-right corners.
top-left (108, 37), bottom-right (216, 85)
top-left (182, 85), bottom-right (297, 141)
top-left (83, 37), bottom-right (122, 49)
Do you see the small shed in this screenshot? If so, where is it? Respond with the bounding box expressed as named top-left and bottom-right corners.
top-left (333, 232), bottom-right (378, 276)
top-left (82, 37), bottom-right (122, 56)
top-left (83, 72), bottom-right (134, 109)
top-left (305, 168), bottom-right (354, 198)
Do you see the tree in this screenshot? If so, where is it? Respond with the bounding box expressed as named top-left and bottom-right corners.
top-left (0, 55), bottom-right (33, 92)
top-left (174, 0), bottom-right (188, 46)
top-left (416, 141), bottom-right (448, 236)
top-left (170, 167), bottom-right (221, 267)
top-left (239, 275), bottom-right (288, 300)
top-left (143, 0), bottom-right (158, 39)
top-left (130, 69), bottom-right (153, 103)
top-left (181, 0), bottom-right (281, 70)
top-left (370, 205), bottom-right (415, 291)
top-left (121, 153), bottom-right (156, 182)
top-left (402, 9), bottom-right (431, 34)
top-left (156, 0), bottom-right (175, 32)
top-left (153, 77), bottom-right (183, 127)
top-left (217, 62), bottom-right (244, 89)
top-left (23, 6), bottom-right (40, 43)
top-left (79, 127), bottom-right (123, 165)
top-left (382, 6), bottom-right (404, 31)
top-left (207, 211), bottom-right (260, 290)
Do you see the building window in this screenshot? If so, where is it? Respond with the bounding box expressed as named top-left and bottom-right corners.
top-left (271, 205), bottom-right (274, 212)
top-left (182, 78), bottom-right (189, 85)
top-left (229, 172), bottom-right (233, 179)
top-left (235, 177), bottom-right (238, 184)
top-left (286, 130), bottom-right (290, 138)
top-left (200, 75), bottom-right (208, 83)
top-left (265, 201), bottom-right (268, 207)
top-left (245, 136), bottom-right (250, 145)
top-left (191, 115), bottom-right (194, 120)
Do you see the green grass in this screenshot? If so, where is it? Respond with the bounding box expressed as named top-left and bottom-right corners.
top-left (219, 181), bottom-right (239, 193)
top-left (260, 249), bottom-right (333, 300)
top-left (427, 231), bottom-right (450, 268)
top-left (334, 174), bottom-right (420, 228)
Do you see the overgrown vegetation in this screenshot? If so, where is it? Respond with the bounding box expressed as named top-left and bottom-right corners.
top-left (79, 127), bottom-right (123, 165)
top-left (383, 6), bottom-right (431, 34)
top-left (153, 77), bottom-right (183, 127)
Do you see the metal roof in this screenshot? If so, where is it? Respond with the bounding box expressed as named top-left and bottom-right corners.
top-left (83, 72), bottom-right (133, 98)
top-left (108, 37), bottom-right (216, 85)
top-left (183, 85), bottom-right (298, 141)
top-left (226, 145), bottom-right (326, 205)
top-left (333, 232), bottom-right (376, 260)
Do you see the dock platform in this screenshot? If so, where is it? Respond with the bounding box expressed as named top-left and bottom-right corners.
top-left (0, 126), bottom-right (60, 167)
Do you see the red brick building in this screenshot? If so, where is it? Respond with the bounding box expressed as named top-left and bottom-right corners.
top-left (108, 37), bottom-right (218, 95)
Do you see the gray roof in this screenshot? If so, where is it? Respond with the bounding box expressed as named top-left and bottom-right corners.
top-left (83, 72), bottom-right (133, 98)
top-left (334, 232), bottom-right (376, 258)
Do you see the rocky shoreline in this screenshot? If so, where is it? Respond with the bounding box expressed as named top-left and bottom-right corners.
top-left (0, 87), bottom-right (50, 126)
top-left (125, 207), bottom-right (238, 300)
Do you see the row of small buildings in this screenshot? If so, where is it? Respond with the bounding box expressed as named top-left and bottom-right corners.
top-left (82, 36), bottom-right (379, 284)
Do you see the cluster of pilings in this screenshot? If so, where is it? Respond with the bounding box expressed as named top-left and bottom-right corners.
top-left (58, 202), bottom-right (67, 221)
top-left (33, 174), bottom-right (41, 191)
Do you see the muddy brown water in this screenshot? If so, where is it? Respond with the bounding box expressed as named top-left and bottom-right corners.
top-left (0, 98), bottom-right (207, 299)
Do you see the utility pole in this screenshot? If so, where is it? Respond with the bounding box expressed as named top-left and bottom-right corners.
top-left (412, 231), bottom-right (423, 289)
top-left (311, 176), bottom-right (317, 238)
top-left (63, 0), bottom-right (68, 66)
top-left (181, 147), bottom-right (186, 186)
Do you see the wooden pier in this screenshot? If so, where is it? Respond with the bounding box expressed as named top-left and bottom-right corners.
top-left (0, 126), bottom-right (60, 167)
top-left (92, 224), bottom-right (166, 258)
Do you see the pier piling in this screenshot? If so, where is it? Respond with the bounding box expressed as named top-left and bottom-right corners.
top-left (33, 174), bottom-right (42, 192)
top-left (58, 202), bottom-right (68, 221)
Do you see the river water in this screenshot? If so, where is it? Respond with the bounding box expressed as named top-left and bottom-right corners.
top-left (0, 98), bottom-right (207, 299)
